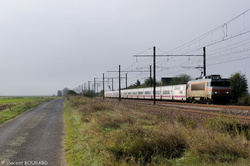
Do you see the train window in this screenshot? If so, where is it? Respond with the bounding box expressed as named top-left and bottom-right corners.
top-left (138, 92), bottom-right (143, 95)
top-left (174, 86), bottom-right (180, 90)
top-left (145, 91), bottom-right (151, 95)
top-left (128, 92), bottom-right (131, 95)
top-left (156, 91), bottom-right (160, 94)
top-left (163, 90), bottom-right (170, 94)
top-left (133, 92), bottom-right (137, 95)
top-left (191, 83), bottom-right (205, 91)
top-left (211, 81), bottom-right (230, 87)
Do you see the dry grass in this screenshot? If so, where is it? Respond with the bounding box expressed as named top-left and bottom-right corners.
top-left (108, 124), bottom-right (187, 165)
top-left (64, 96), bottom-right (250, 166)
top-left (205, 116), bottom-right (250, 139)
top-left (187, 128), bottom-right (249, 162)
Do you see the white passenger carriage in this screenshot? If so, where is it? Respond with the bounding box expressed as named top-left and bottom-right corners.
top-left (144, 87), bottom-right (153, 99)
top-left (131, 89), bottom-right (137, 98)
top-left (137, 88), bottom-right (144, 99)
top-left (161, 86), bottom-right (173, 100)
top-left (104, 75), bottom-right (231, 104)
top-left (172, 84), bottom-right (187, 101)
top-left (155, 87), bottom-right (162, 99)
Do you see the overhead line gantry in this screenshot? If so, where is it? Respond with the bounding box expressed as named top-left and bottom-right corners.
top-left (133, 46), bottom-right (205, 104)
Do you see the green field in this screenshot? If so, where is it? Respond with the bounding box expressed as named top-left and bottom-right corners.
top-left (0, 97), bottom-right (41, 103)
top-left (0, 97), bottom-right (56, 124)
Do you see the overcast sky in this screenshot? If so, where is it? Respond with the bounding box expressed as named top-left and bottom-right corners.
top-left (0, 0), bottom-right (249, 96)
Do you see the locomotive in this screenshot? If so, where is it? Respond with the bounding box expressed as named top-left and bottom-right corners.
top-left (105, 75), bottom-right (231, 104)
top-left (187, 75), bottom-right (231, 103)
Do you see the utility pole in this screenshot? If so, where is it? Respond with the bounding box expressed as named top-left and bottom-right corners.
top-left (203, 47), bottom-right (206, 76)
top-left (103, 73), bottom-right (105, 99)
top-left (150, 65), bottom-right (152, 87)
top-left (119, 65), bottom-right (121, 101)
top-left (94, 78), bottom-right (96, 97)
top-left (153, 46), bottom-right (156, 104)
top-left (88, 81), bottom-right (91, 91)
top-left (96, 83), bottom-right (98, 94)
top-left (125, 73), bottom-right (128, 89)
top-left (111, 78), bottom-right (114, 91)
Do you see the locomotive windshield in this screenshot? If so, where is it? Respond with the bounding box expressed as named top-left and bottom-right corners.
top-left (211, 80), bottom-right (230, 87)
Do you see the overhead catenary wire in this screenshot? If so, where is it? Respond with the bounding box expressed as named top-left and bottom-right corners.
top-left (81, 9), bottom-right (250, 92)
top-left (164, 9), bottom-right (250, 54)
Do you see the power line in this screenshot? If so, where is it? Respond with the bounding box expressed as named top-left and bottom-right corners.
top-left (164, 9), bottom-right (250, 54)
top-left (207, 54), bottom-right (250, 66)
top-left (208, 38), bottom-right (250, 54)
top-left (83, 10), bottom-right (250, 94)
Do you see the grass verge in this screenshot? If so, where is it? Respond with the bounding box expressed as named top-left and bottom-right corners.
top-left (0, 97), bottom-right (56, 124)
top-left (64, 96), bottom-right (250, 166)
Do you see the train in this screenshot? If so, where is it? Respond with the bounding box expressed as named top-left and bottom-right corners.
top-left (105, 75), bottom-right (231, 104)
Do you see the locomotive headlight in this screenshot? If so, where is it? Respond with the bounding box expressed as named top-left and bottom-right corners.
top-left (213, 91), bottom-right (218, 94)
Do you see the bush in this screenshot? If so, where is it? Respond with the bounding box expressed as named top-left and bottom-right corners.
top-left (205, 116), bottom-right (250, 139)
top-left (238, 94), bottom-right (250, 105)
top-left (78, 100), bottom-right (113, 115)
top-left (97, 115), bottom-right (135, 132)
top-left (66, 96), bottom-right (87, 108)
top-left (107, 126), bottom-right (187, 164)
top-left (67, 90), bottom-right (79, 96)
top-left (176, 114), bottom-right (197, 128)
top-left (188, 129), bottom-right (249, 162)
top-left (82, 90), bottom-right (95, 98)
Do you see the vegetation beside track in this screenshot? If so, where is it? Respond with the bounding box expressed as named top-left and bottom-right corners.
top-left (0, 97), bottom-right (57, 124)
top-left (64, 96), bottom-right (250, 166)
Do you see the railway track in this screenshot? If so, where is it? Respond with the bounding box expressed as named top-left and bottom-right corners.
top-left (105, 98), bottom-right (250, 121)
